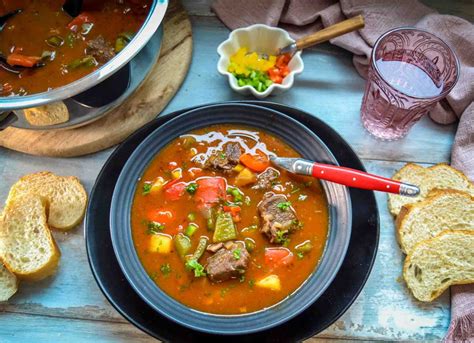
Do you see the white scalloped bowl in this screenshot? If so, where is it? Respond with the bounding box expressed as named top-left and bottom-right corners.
top-left (217, 24), bottom-right (304, 98)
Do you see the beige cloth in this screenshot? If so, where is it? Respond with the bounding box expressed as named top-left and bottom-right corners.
top-left (212, 0), bottom-right (474, 341)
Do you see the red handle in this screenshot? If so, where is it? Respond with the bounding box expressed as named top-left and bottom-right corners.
top-left (311, 163), bottom-right (402, 194)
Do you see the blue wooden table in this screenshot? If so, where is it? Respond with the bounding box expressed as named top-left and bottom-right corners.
top-left (0, 1), bottom-right (471, 341)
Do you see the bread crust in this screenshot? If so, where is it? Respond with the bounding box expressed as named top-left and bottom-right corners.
top-left (403, 230), bottom-right (474, 302)
top-left (396, 189), bottom-right (474, 254)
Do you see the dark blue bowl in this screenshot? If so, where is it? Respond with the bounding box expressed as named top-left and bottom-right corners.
top-left (110, 103), bottom-right (352, 335)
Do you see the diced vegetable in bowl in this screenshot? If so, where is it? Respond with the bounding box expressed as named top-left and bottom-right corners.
top-left (217, 24), bottom-right (304, 98)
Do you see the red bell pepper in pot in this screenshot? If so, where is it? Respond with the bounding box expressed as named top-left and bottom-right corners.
top-left (195, 177), bottom-right (226, 205)
top-left (6, 54), bottom-right (41, 68)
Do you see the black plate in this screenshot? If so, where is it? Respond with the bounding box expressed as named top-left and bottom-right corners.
top-left (85, 101), bottom-right (379, 342)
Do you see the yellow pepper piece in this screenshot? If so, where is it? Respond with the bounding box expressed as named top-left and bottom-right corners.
top-left (228, 47), bottom-right (277, 75)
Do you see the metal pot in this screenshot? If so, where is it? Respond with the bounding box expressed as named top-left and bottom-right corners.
top-left (0, 0), bottom-right (168, 130)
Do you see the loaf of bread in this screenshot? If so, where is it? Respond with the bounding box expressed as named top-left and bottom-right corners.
top-left (7, 172), bottom-right (87, 230)
top-left (0, 263), bottom-right (18, 301)
top-left (0, 195), bottom-right (60, 281)
top-left (396, 190), bottom-right (474, 254)
top-left (388, 163), bottom-right (474, 217)
top-left (404, 230), bottom-right (474, 302)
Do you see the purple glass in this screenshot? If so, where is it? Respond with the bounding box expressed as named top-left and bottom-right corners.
top-left (360, 28), bottom-right (460, 140)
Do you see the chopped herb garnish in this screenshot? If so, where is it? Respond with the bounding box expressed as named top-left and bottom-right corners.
top-left (291, 219), bottom-right (304, 229)
top-left (233, 249), bottom-right (241, 260)
top-left (298, 194), bottom-right (308, 201)
top-left (244, 196), bottom-right (251, 206)
top-left (160, 263), bottom-right (171, 276)
top-left (149, 271), bottom-right (158, 280)
top-left (185, 182), bottom-right (198, 194)
top-left (220, 153), bottom-right (226, 159)
top-left (275, 230), bottom-right (290, 246)
top-left (239, 275), bottom-right (246, 283)
top-left (248, 279), bottom-right (255, 288)
top-left (297, 252), bottom-right (304, 260)
top-left (142, 183), bottom-right (152, 195)
top-left (187, 212), bottom-right (196, 221)
top-left (185, 259), bottom-right (206, 277)
top-left (277, 201), bottom-right (292, 211)
top-left (147, 221), bottom-right (164, 234)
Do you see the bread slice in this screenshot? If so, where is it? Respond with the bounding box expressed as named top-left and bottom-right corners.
top-left (0, 263), bottom-right (18, 301)
top-left (6, 172), bottom-right (87, 230)
top-left (404, 230), bottom-right (474, 302)
top-left (388, 163), bottom-right (474, 216)
top-left (396, 190), bottom-right (474, 254)
top-left (23, 102), bottom-right (69, 127)
top-left (0, 195), bottom-right (60, 281)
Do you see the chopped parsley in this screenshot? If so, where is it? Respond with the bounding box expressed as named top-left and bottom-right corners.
top-left (275, 230), bottom-right (290, 246)
top-left (142, 183), bottom-right (152, 195)
top-left (297, 252), bottom-right (304, 260)
top-left (248, 279), bottom-right (255, 288)
top-left (147, 221), bottom-right (164, 234)
top-left (219, 152), bottom-right (227, 159)
top-left (185, 182), bottom-right (198, 194)
top-left (160, 263), bottom-right (171, 276)
top-left (233, 249), bottom-right (241, 260)
top-left (277, 201), bottom-right (292, 211)
top-left (185, 259), bottom-right (206, 277)
top-left (244, 196), bottom-right (251, 206)
top-left (239, 275), bottom-right (246, 283)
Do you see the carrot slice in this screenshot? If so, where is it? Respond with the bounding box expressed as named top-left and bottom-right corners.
top-left (6, 54), bottom-right (41, 68)
top-left (239, 150), bottom-right (270, 172)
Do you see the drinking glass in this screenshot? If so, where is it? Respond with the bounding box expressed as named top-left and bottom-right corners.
top-left (360, 28), bottom-right (460, 140)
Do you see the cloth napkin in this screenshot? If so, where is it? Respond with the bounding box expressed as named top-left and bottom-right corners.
top-left (212, 0), bottom-right (474, 341)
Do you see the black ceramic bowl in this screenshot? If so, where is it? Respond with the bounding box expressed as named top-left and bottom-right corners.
top-left (110, 103), bottom-right (352, 335)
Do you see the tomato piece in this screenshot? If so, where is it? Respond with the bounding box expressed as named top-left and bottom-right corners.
top-left (164, 181), bottom-right (186, 201)
top-left (6, 54), bottom-right (41, 68)
top-left (265, 247), bottom-right (294, 267)
top-left (195, 177), bottom-right (226, 205)
top-left (276, 53), bottom-right (291, 67)
top-left (279, 65), bottom-right (290, 77)
top-left (239, 150), bottom-right (270, 172)
top-left (268, 67), bottom-right (280, 78)
top-left (67, 12), bottom-right (93, 30)
top-left (147, 208), bottom-right (175, 225)
top-left (223, 205), bottom-right (241, 217)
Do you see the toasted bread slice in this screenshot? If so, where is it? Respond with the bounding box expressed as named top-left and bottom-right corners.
top-left (396, 190), bottom-right (474, 254)
top-left (0, 195), bottom-right (60, 281)
top-left (7, 172), bottom-right (87, 230)
top-left (388, 163), bottom-right (474, 217)
top-left (0, 263), bottom-right (18, 301)
top-left (404, 230), bottom-right (474, 302)
top-left (23, 102), bottom-right (69, 126)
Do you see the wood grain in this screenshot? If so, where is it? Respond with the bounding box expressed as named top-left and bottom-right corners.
top-left (0, 0), bottom-right (470, 341)
top-left (0, 0), bottom-right (192, 157)
top-left (295, 15), bottom-right (365, 51)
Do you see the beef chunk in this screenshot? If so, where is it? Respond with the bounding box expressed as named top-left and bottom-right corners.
top-left (253, 167), bottom-right (280, 190)
top-left (205, 241), bottom-right (250, 282)
top-left (205, 143), bottom-right (242, 171)
top-left (86, 36), bottom-right (116, 64)
top-left (257, 192), bottom-right (299, 243)
top-left (225, 143), bottom-right (241, 164)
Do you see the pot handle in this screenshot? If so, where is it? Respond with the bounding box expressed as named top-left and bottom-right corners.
top-left (0, 112), bottom-right (18, 130)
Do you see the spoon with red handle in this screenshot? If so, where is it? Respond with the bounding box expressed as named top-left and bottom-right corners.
top-left (270, 157), bottom-right (420, 197)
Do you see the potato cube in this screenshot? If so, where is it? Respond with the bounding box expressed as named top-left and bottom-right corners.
top-left (235, 168), bottom-right (256, 187)
top-left (149, 234), bottom-right (172, 254)
top-left (256, 275), bottom-right (281, 291)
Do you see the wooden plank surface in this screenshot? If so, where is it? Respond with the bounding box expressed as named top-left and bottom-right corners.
top-left (1, 0), bottom-right (471, 341)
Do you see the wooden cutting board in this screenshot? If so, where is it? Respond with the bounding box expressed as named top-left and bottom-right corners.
top-left (0, 0), bottom-right (192, 157)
